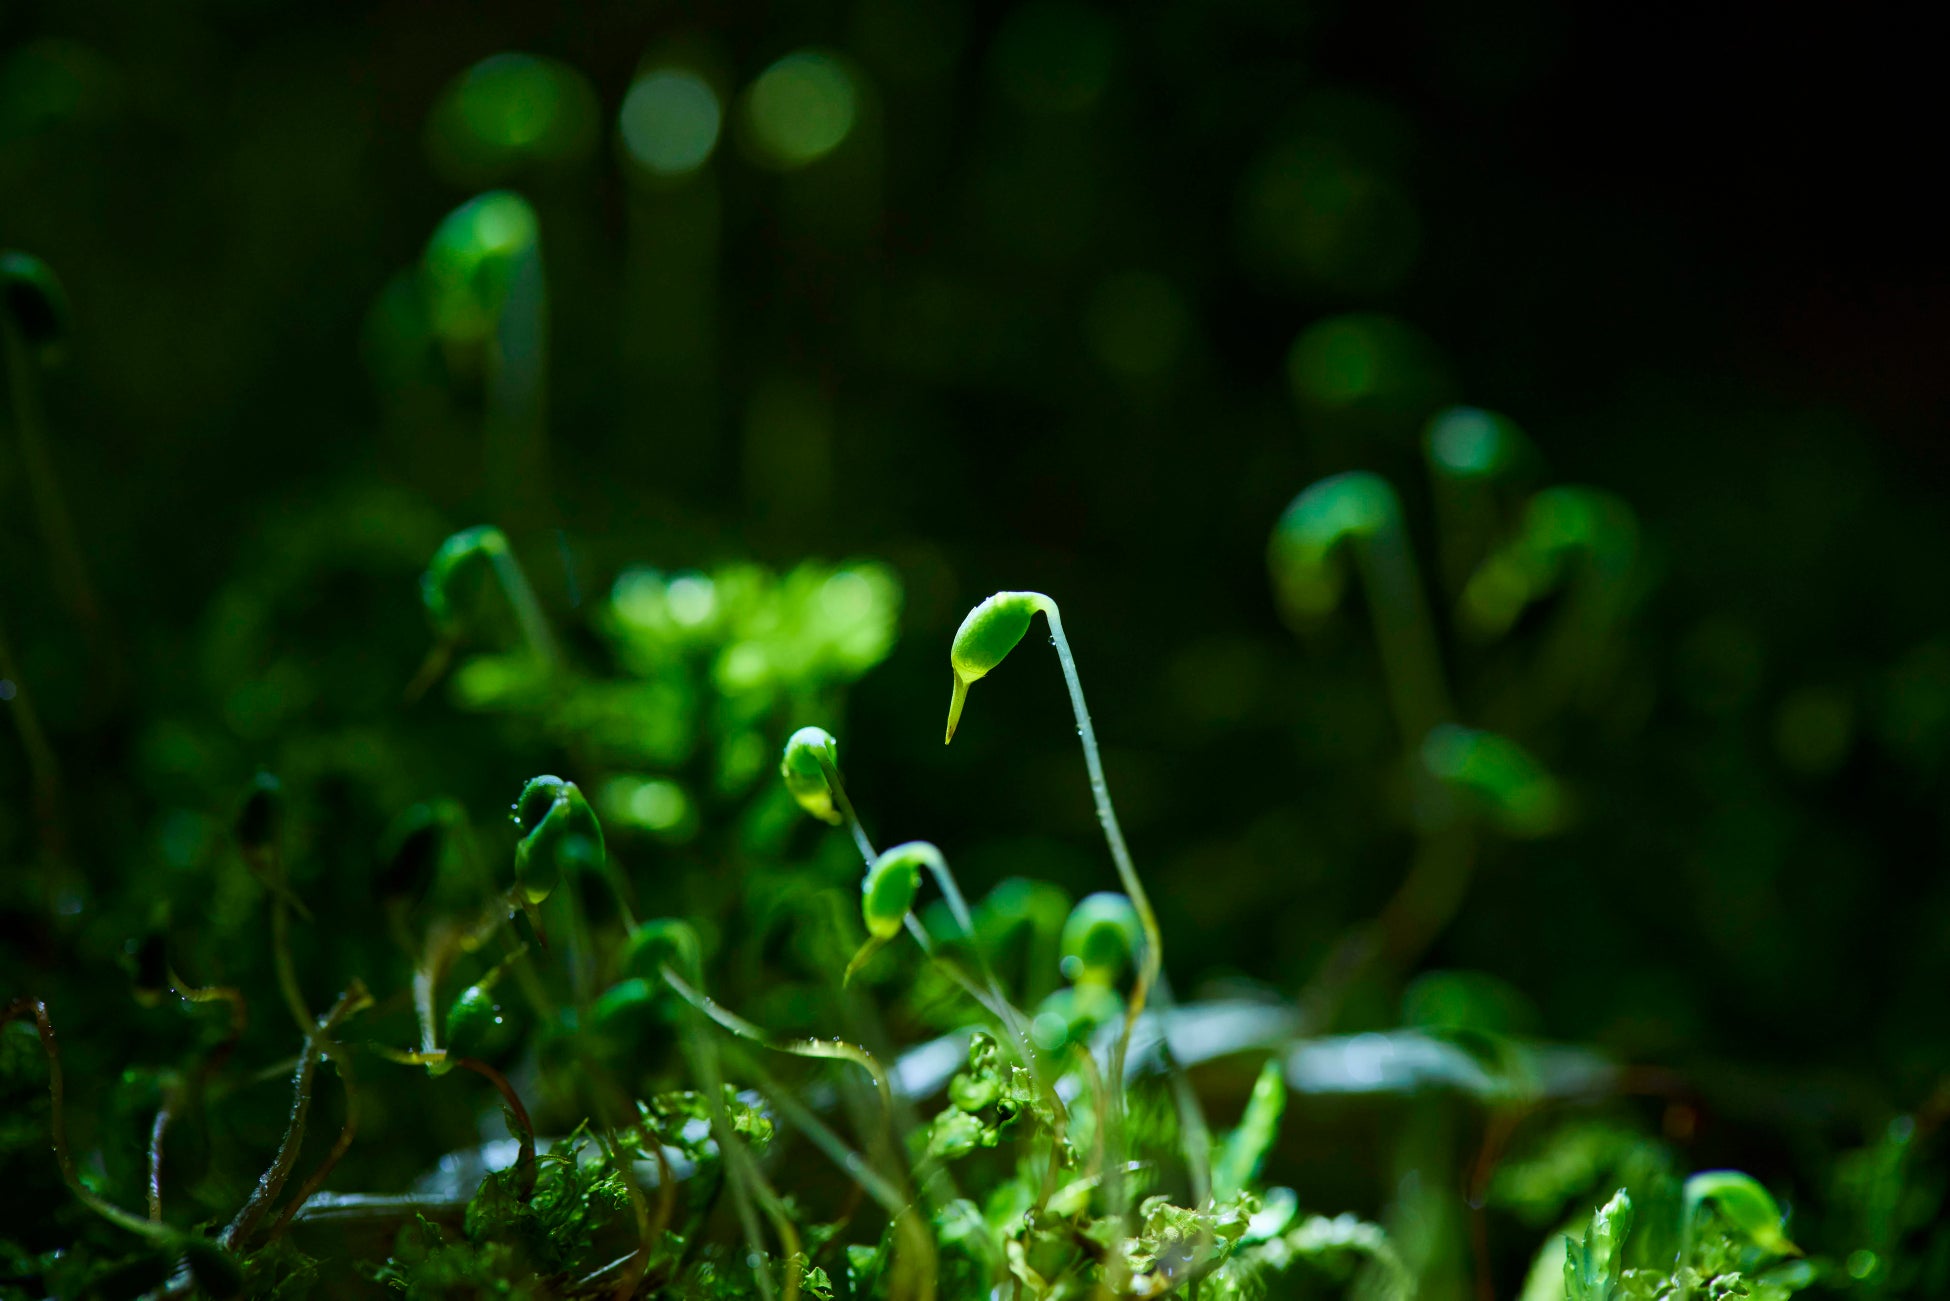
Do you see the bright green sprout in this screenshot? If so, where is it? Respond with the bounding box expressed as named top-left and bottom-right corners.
top-left (1563, 1188), bottom-right (1633, 1301)
top-left (1684, 1169), bottom-right (1800, 1257)
top-left (422, 190), bottom-right (540, 344)
top-left (1420, 724), bottom-right (1564, 837)
top-left (510, 775), bottom-right (605, 905)
top-left (0, 250), bottom-right (71, 359)
top-left (1059, 891), bottom-right (1142, 986)
top-left (944, 590), bottom-right (1051, 743)
top-left (1267, 471), bottom-right (1402, 617)
top-left (844, 840), bottom-right (941, 983)
top-left (781, 725), bottom-right (842, 824)
top-left (1212, 1057), bottom-right (1287, 1202)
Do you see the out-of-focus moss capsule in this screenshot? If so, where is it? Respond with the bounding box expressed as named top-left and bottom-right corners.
top-left (1267, 471), bottom-right (1402, 618)
top-left (945, 591), bottom-right (1052, 742)
top-left (422, 191), bottom-right (540, 345)
top-left (181, 1238), bottom-right (245, 1301)
top-left (1420, 724), bottom-right (1565, 837)
top-left (1423, 406), bottom-right (1532, 482)
top-left (1059, 892), bottom-right (1142, 985)
top-left (125, 931), bottom-right (170, 1007)
top-left (0, 251), bottom-right (70, 359)
top-left (443, 980), bottom-right (516, 1062)
top-left (1684, 1170), bottom-right (1799, 1256)
top-left (623, 918), bottom-right (703, 989)
top-left (588, 977), bottom-right (660, 1051)
top-left (422, 525), bottom-right (510, 638)
top-left (780, 726), bottom-right (842, 824)
top-left (1029, 982), bottom-right (1123, 1052)
top-left (235, 772), bottom-right (282, 873)
top-left (510, 775), bottom-right (604, 905)
top-left (376, 803), bottom-right (446, 906)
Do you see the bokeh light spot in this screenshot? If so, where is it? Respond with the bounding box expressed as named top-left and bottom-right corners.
top-left (1287, 312), bottom-right (1449, 420)
top-left (620, 69), bottom-right (722, 177)
top-left (1085, 271), bottom-right (1190, 377)
top-left (990, 1), bottom-right (1116, 113)
top-left (743, 51), bottom-right (857, 169)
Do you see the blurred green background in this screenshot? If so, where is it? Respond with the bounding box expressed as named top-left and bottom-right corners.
top-left (5, 0), bottom-right (1950, 1290)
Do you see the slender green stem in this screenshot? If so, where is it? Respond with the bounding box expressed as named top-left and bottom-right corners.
top-left (1035, 599), bottom-right (1166, 1216)
top-left (223, 983), bottom-right (369, 1251)
top-left (815, 753), bottom-right (1044, 1075)
top-left (1351, 526), bottom-right (1452, 747)
top-left (2, 998), bottom-right (166, 1242)
top-left (486, 539), bottom-right (561, 672)
top-left (451, 1056), bottom-right (538, 1201)
top-left (0, 611), bottom-right (67, 888)
top-left (271, 893), bottom-right (313, 1037)
top-left (2, 320), bottom-right (101, 634)
top-left (663, 967), bottom-right (893, 1120)
top-left (678, 1016), bottom-right (781, 1301)
top-left (266, 1046), bottom-right (360, 1240)
top-left (727, 1045), bottom-right (943, 1301)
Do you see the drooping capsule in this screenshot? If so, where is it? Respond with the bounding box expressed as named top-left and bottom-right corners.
top-left (1683, 1170), bottom-right (1799, 1257)
top-left (1267, 472), bottom-right (1403, 618)
top-left (1059, 892), bottom-right (1142, 986)
top-left (862, 841), bottom-right (938, 940)
top-left (780, 726), bottom-right (843, 825)
top-left (422, 191), bottom-right (540, 346)
top-left (375, 803), bottom-right (447, 907)
top-left (0, 251), bottom-right (70, 360)
top-left (1420, 725), bottom-right (1564, 838)
top-left (421, 525), bottom-right (510, 638)
top-left (234, 772), bottom-right (283, 872)
top-left (510, 775), bottom-right (605, 904)
top-left (622, 917), bottom-right (704, 990)
top-left (443, 981), bottom-right (517, 1063)
top-left (945, 591), bottom-right (1052, 743)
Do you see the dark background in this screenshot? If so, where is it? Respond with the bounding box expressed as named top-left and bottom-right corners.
top-left (5, 0), bottom-right (1950, 1271)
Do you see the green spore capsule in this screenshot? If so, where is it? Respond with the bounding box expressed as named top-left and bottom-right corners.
top-left (423, 191), bottom-right (540, 345)
top-left (780, 726), bottom-right (842, 824)
top-left (946, 591), bottom-right (1052, 742)
top-left (442, 981), bottom-right (515, 1063)
top-left (862, 842), bottom-right (931, 940)
top-left (235, 771), bottom-right (282, 866)
top-left (510, 775), bottom-right (605, 904)
top-left (1060, 892), bottom-right (1142, 985)
top-left (844, 840), bottom-right (943, 983)
top-left (588, 977), bottom-right (661, 1054)
top-left (125, 931), bottom-right (170, 1007)
top-left (376, 803), bottom-right (446, 906)
top-left (1420, 724), bottom-right (1565, 837)
top-left (421, 525), bottom-right (510, 638)
top-left (623, 918), bottom-right (704, 989)
top-left (1267, 471), bottom-right (1402, 617)
top-left (0, 251), bottom-right (70, 359)
top-left (1684, 1170), bottom-right (1799, 1257)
